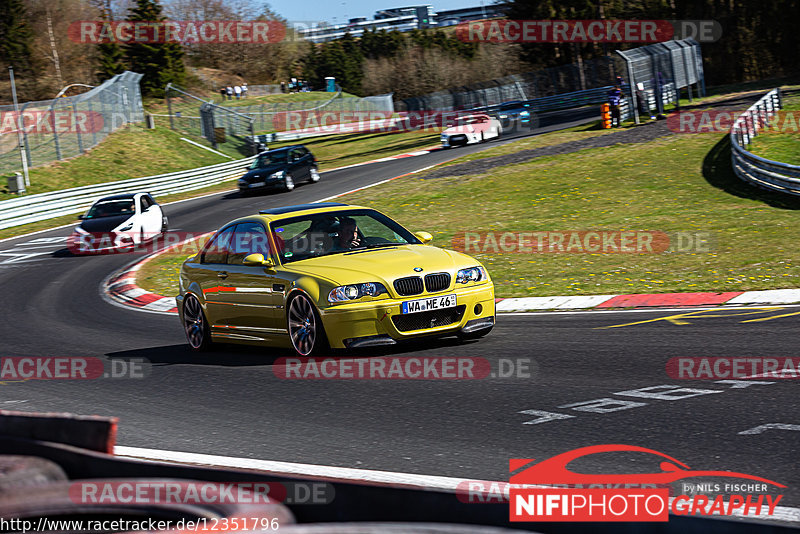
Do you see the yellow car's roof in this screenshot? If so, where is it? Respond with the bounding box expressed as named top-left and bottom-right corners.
top-left (217, 203), bottom-right (379, 229)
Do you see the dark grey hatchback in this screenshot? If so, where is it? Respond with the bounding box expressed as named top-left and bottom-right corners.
top-left (238, 145), bottom-right (320, 194)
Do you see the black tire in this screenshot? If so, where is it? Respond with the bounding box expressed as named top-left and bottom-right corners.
top-left (183, 294), bottom-right (212, 351)
top-left (287, 293), bottom-right (328, 357)
top-left (0, 456), bottom-right (67, 495)
top-left (284, 173), bottom-right (295, 191)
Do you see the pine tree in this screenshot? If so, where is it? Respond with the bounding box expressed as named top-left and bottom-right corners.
top-left (0, 0), bottom-right (35, 73)
top-left (96, 3), bottom-right (127, 82)
top-left (124, 0), bottom-right (185, 97)
top-left (97, 42), bottom-right (126, 81)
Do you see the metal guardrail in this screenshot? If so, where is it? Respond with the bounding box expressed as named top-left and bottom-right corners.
top-left (729, 89), bottom-right (800, 195)
top-left (0, 156), bottom-right (255, 230)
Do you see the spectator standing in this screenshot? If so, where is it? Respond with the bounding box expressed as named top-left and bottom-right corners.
top-left (241, 82), bottom-right (248, 99)
top-left (608, 86), bottom-right (622, 128)
top-left (234, 85), bottom-right (242, 99)
top-left (226, 86), bottom-right (233, 100)
top-left (281, 81), bottom-right (286, 93)
top-left (219, 87), bottom-right (226, 101)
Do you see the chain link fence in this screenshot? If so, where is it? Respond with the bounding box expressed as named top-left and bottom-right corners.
top-left (164, 84), bottom-right (395, 153)
top-left (616, 38), bottom-right (705, 123)
top-left (0, 71), bottom-right (144, 178)
top-left (399, 57), bottom-right (621, 112)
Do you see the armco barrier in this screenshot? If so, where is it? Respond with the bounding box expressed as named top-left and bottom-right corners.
top-left (729, 88), bottom-right (800, 195)
top-left (0, 156), bottom-right (254, 230)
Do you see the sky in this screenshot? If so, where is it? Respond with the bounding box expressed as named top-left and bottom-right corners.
top-left (267, 0), bottom-right (493, 25)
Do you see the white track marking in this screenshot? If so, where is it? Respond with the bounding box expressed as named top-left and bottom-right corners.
top-left (738, 423), bottom-right (800, 435)
top-left (314, 163), bottom-right (442, 203)
top-left (727, 289), bottom-right (800, 305)
top-left (114, 446), bottom-right (484, 490)
top-left (502, 303), bottom-right (800, 317)
top-left (180, 138), bottom-right (235, 159)
top-left (113, 446), bottom-right (800, 523)
top-left (497, 295), bottom-right (616, 312)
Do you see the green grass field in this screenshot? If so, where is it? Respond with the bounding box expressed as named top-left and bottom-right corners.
top-left (271, 129), bottom-right (440, 170)
top-left (747, 96), bottom-right (800, 164)
top-left (337, 131), bottom-right (800, 297)
top-left (138, 120), bottom-right (800, 299)
top-left (218, 91), bottom-right (352, 107)
top-left (0, 125), bottom-right (229, 202)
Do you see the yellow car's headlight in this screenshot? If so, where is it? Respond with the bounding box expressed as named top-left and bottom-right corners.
top-left (456, 266), bottom-right (487, 284)
top-left (328, 282), bottom-right (388, 303)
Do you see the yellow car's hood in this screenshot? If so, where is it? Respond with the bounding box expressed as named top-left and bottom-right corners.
top-left (285, 244), bottom-right (482, 286)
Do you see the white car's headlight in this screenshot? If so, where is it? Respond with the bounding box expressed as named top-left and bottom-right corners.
top-left (456, 266), bottom-right (487, 284)
top-left (499, 114), bottom-right (508, 118)
top-left (118, 223), bottom-right (134, 232)
top-left (328, 282), bottom-right (388, 303)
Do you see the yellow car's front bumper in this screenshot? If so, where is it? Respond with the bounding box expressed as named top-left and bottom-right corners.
top-left (320, 283), bottom-right (495, 349)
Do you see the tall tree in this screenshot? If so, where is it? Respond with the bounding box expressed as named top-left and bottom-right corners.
top-left (0, 0), bottom-right (35, 73)
top-left (124, 0), bottom-right (185, 96)
top-left (96, 2), bottom-right (126, 82)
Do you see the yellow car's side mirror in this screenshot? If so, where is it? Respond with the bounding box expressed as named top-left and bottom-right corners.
top-left (414, 231), bottom-right (433, 244)
top-left (243, 253), bottom-right (275, 268)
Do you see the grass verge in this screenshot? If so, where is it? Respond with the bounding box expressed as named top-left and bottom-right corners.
top-left (336, 131), bottom-right (800, 297)
top-left (270, 129), bottom-right (440, 171)
top-left (1, 125), bottom-right (229, 201)
top-left (139, 126), bottom-right (800, 299)
top-left (747, 96), bottom-right (800, 164)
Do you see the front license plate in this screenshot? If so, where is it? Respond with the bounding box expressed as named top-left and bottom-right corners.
top-left (401, 294), bottom-right (457, 314)
top-left (249, 182), bottom-right (265, 188)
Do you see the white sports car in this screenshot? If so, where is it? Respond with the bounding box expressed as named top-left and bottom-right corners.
top-left (68, 192), bottom-right (168, 254)
top-left (441, 113), bottom-right (502, 148)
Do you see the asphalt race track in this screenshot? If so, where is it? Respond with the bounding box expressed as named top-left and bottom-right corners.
top-left (2, 105), bottom-right (799, 521)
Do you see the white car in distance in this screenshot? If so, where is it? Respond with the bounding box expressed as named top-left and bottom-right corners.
top-left (441, 113), bottom-right (502, 148)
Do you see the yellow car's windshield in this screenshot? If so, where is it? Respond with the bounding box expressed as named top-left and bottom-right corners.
top-left (270, 209), bottom-right (420, 263)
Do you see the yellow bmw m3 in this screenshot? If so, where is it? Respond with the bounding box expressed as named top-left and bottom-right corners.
top-left (177, 203), bottom-right (495, 356)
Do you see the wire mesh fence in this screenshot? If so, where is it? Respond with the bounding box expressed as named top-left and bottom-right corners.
top-left (616, 38), bottom-right (705, 123)
top-left (0, 71), bottom-right (144, 178)
top-left (399, 57), bottom-right (622, 112)
top-left (164, 84), bottom-right (395, 154)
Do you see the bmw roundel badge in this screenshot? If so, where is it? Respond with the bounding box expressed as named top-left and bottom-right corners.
top-left (413, 267), bottom-right (423, 272)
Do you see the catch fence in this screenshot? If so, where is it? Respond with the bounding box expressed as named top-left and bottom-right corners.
top-left (0, 71), bottom-right (144, 178)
